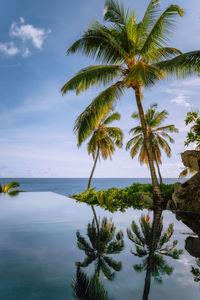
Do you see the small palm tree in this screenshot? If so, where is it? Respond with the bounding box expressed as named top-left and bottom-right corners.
top-left (72, 266), bottom-right (110, 300)
top-left (127, 213), bottom-right (183, 283)
top-left (76, 217), bottom-right (124, 280)
top-left (62, 0), bottom-right (200, 201)
top-left (75, 111), bottom-right (123, 190)
top-left (126, 104), bottom-right (178, 184)
top-left (0, 181), bottom-right (21, 196)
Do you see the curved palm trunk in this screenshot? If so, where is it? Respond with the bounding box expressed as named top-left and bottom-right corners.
top-left (155, 158), bottom-right (163, 185)
top-left (133, 86), bottom-right (162, 203)
top-left (91, 205), bottom-right (100, 235)
top-left (87, 146), bottom-right (100, 235)
top-left (142, 208), bottom-right (163, 300)
top-left (88, 145), bottom-right (100, 190)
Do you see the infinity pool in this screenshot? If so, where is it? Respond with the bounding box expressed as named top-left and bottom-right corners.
top-left (0, 192), bottom-right (199, 299)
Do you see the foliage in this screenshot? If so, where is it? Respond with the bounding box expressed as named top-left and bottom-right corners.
top-left (126, 103), bottom-right (178, 184)
top-left (86, 111), bottom-right (123, 160)
top-left (72, 266), bottom-right (110, 300)
top-left (0, 181), bottom-right (21, 196)
top-left (76, 217), bottom-right (124, 280)
top-left (72, 183), bottom-right (174, 212)
top-left (191, 258), bottom-right (200, 283)
top-left (127, 213), bottom-right (183, 282)
top-left (184, 111), bottom-right (200, 149)
top-left (61, 0), bottom-right (197, 141)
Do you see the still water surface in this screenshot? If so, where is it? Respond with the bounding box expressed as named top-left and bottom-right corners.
top-left (0, 192), bottom-right (199, 299)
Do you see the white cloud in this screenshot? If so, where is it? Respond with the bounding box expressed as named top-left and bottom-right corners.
top-left (22, 48), bottom-right (31, 58)
top-left (0, 41), bottom-right (19, 56)
top-left (19, 17), bottom-right (25, 24)
top-left (10, 18), bottom-right (51, 49)
top-left (171, 94), bottom-right (191, 107)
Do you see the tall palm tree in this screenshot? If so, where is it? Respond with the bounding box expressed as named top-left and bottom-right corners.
top-left (0, 181), bottom-right (21, 196)
top-left (61, 0), bottom-right (200, 202)
top-left (127, 211), bottom-right (183, 299)
top-left (126, 104), bottom-right (179, 184)
top-left (76, 111), bottom-right (123, 190)
top-left (76, 217), bottom-right (124, 280)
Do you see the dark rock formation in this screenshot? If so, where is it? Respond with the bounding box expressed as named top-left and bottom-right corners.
top-left (175, 211), bottom-right (200, 258)
top-left (172, 150), bottom-right (200, 210)
top-left (185, 237), bottom-right (200, 258)
top-left (181, 150), bottom-right (200, 172)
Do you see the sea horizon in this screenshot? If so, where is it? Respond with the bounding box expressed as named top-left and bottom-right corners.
top-left (0, 177), bottom-right (186, 197)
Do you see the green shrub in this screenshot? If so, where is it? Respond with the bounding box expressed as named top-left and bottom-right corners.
top-left (71, 183), bottom-right (174, 212)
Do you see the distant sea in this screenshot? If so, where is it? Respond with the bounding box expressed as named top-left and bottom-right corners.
top-left (0, 178), bottom-right (186, 197)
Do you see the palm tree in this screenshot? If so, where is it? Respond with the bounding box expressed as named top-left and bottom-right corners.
top-left (0, 181), bottom-right (21, 196)
top-left (72, 266), bottom-right (110, 300)
top-left (61, 0), bottom-right (200, 202)
top-left (76, 217), bottom-right (124, 280)
top-left (127, 212), bottom-right (183, 299)
top-left (126, 104), bottom-right (179, 184)
top-left (76, 111), bottom-right (123, 190)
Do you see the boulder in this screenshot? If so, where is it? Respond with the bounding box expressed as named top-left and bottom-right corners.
top-left (172, 171), bottom-right (200, 210)
top-left (181, 150), bottom-right (200, 171)
top-left (185, 237), bottom-right (200, 258)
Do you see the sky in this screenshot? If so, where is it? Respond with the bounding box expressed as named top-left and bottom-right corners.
top-left (0, 0), bottom-right (200, 178)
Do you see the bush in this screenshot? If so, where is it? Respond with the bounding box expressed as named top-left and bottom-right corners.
top-left (71, 183), bottom-right (174, 212)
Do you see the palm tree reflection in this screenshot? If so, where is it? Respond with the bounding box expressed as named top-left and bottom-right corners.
top-left (76, 217), bottom-right (124, 280)
top-left (127, 210), bottom-right (183, 299)
top-left (72, 266), bottom-right (110, 300)
top-left (191, 258), bottom-right (200, 283)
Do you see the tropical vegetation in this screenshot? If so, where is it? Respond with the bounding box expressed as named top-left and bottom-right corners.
top-left (76, 217), bottom-right (124, 280)
top-left (72, 183), bottom-right (174, 212)
top-left (191, 258), bottom-right (200, 283)
top-left (72, 266), bottom-right (110, 300)
top-left (185, 111), bottom-right (200, 149)
top-left (126, 104), bottom-right (178, 184)
top-left (74, 110), bottom-right (123, 189)
top-left (179, 111), bottom-right (200, 178)
top-left (127, 213), bottom-right (183, 282)
top-left (0, 181), bottom-right (21, 196)
top-left (62, 0), bottom-right (200, 201)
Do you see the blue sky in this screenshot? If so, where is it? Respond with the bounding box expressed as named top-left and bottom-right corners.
top-left (0, 0), bottom-right (200, 178)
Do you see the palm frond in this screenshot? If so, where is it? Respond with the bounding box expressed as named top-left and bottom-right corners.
top-left (74, 85), bottom-right (124, 145)
top-left (61, 65), bottom-right (122, 95)
top-left (67, 21), bottom-right (128, 64)
top-left (156, 50), bottom-right (200, 77)
top-left (141, 5), bottom-right (184, 55)
top-left (126, 62), bottom-right (165, 87)
top-left (156, 124), bottom-right (179, 133)
top-left (145, 47), bottom-right (182, 63)
top-left (104, 0), bottom-right (127, 25)
top-left (103, 112), bottom-right (121, 125)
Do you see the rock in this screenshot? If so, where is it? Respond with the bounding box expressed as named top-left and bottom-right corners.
top-left (185, 237), bottom-right (200, 258)
top-left (172, 171), bottom-right (200, 210)
top-left (181, 150), bottom-right (200, 171)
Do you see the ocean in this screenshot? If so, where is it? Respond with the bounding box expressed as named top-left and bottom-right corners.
top-left (0, 178), bottom-right (185, 196)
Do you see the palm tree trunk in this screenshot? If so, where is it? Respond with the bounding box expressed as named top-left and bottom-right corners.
top-left (87, 146), bottom-right (100, 235)
top-left (155, 158), bottom-right (163, 185)
top-left (133, 86), bottom-right (162, 203)
top-left (88, 145), bottom-right (100, 189)
top-left (142, 208), bottom-right (163, 300)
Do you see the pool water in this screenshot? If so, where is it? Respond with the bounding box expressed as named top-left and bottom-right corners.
top-left (0, 192), bottom-right (199, 300)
